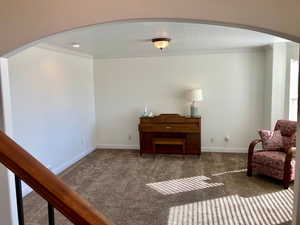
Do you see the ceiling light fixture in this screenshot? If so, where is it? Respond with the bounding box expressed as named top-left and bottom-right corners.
top-left (71, 43), bottom-right (80, 48)
top-left (152, 38), bottom-right (171, 52)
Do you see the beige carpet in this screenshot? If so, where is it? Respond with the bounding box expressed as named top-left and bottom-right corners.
top-left (24, 150), bottom-right (293, 225)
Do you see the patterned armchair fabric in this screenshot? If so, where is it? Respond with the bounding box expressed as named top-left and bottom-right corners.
top-left (275, 120), bottom-right (297, 152)
top-left (247, 120), bottom-right (297, 188)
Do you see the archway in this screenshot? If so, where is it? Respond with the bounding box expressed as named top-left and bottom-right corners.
top-left (1, 17), bottom-right (300, 225)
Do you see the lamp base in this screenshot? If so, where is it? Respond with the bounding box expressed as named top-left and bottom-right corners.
top-left (191, 105), bottom-right (201, 118)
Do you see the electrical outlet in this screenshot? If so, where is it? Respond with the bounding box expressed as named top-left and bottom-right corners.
top-left (210, 138), bottom-right (214, 143)
top-left (224, 136), bottom-right (230, 142)
top-left (128, 135), bottom-right (132, 141)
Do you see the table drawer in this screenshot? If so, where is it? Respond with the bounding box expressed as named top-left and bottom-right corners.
top-left (139, 124), bottom-right (200, 133)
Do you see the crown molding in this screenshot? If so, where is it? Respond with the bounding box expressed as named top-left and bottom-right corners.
top-left (36, 43), bottom-right (93, 59)
top-left (93, 46), bottom-right (266, 59)
top-left (287, 41), bottom-right (299, 49)
top-left (35, 44), bottom-right (267, 60)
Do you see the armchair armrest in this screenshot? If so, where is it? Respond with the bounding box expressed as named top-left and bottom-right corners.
top-left (247, 139), bottom-right (262, 176)
top-left (284, 147), bottom-right (296, 170)
top-left (283, 147), bottom-right (296, 188)
top-left (248, 139), bottom-right (262, 156)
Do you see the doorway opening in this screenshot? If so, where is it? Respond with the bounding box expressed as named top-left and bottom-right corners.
top-left (1, 20), bottom-right (299, 225)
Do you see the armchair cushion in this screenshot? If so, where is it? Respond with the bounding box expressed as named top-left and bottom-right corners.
top-left (258, 130), bottom-right (283, 150)
top-left (252, 150), bottom-right (296, 180)
top-left (253, 151), bottom-right (290, 169)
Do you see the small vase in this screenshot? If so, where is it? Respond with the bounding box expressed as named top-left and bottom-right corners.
top-left (191, 104), bottom-right (200, 118)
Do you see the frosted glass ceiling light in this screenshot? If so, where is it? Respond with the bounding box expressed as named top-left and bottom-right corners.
top-left (152, 38), bottom-right (171, 52)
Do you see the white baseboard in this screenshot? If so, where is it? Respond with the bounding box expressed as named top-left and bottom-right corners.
top-left (52, 149), bottom-right (94, 174)
top-left (22, 148), bottom-right (95, 197)
top-left (96, 144), bottom-right (247, 153)
top-left (202, 147), bottom-right (248, 153)
top-left (96, 144), bottom-right (139, 150)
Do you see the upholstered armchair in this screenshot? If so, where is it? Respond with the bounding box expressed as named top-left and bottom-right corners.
top-left (247, 120), bottom-right (297, 189)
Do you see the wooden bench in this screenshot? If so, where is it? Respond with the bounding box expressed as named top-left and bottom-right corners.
top-left (152, 138), bottom-right (186, 155)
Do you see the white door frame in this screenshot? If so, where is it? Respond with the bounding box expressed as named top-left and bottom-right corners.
top-left (292, 51), bottom-right (300, 225)
top-left (0, 57), bottom-right (18, 225)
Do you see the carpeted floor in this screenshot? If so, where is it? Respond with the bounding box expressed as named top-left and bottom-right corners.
top-left (24, 150), bottom-right (293, 225)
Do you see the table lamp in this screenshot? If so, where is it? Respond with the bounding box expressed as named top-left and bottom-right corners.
top-left (188, 89), bottom-right (203, 118)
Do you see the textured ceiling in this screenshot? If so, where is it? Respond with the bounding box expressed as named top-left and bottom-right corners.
top-left (43, 22), bottom-right (289, 58)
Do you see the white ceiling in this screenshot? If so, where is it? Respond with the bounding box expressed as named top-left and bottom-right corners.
top-left (42, 21), bottom-right (289, 58)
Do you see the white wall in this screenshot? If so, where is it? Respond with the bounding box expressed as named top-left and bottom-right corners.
top-left (94, 50), bottom-right (266, 152)
top-left (264, 46), bottom-right (273, 130)
top-left (8, 47), bottom-right (96, 195)
top-left (270, 43), bottom-right (288, 128)
top-left (285, 43), bottom-right (300, 119)
top-left (264, 42), bottom-right (299, 129)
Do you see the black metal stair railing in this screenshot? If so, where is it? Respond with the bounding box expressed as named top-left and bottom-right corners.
top-left (0, 131), bottom-right (113, 225)
top-left (15, 175), bottom-right (55, 225)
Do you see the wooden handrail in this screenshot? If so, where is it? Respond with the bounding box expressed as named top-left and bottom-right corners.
top-left (0, 131), bottom-right (114, 225)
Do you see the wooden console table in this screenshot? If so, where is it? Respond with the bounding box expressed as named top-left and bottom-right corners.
top-left (138, 114), bottom-right (201, 155)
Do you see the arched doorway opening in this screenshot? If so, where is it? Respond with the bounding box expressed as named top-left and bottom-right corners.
top-left (0, 19), bottom-right (300, 225)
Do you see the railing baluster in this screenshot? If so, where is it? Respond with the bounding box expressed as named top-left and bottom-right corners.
top-left (0, 131), bottom-right (113, 225)
top-left (48, 202), bottom-right (55, 225)
top-left (15, 175), bottom-right (25, 225)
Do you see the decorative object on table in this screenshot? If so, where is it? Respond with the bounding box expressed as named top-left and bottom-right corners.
top-left (187, 89), bottom-right (203, 118)
top-left (247, 120), bottom-right (297, 189)
top-left (143, 106), bottom-right (154, 117)
top-left (143, 107), bottom-right (148, 117)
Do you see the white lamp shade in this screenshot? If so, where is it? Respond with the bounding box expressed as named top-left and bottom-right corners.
top-left (188, 89), bottom-right (203, 102)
